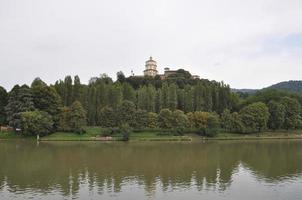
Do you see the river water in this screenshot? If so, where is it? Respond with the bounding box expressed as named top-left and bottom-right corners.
top-left (1, 140), bottom-right (302, 200)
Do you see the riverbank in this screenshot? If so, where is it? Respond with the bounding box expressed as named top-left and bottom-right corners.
top-left (39, 130), bottom-right (193, 142)
top-left (2, 128), bottom-right (302, 141)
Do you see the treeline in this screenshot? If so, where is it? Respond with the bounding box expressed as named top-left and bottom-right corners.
top-left (53, 72), bottom-right (237, 126)
top-left (0, 70), bottom-right (302, 136)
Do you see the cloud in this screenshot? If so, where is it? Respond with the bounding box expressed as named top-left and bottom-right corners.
top-left (0, 0), bottom-right (302, 90)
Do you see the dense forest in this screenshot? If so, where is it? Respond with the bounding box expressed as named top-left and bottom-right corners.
top-left (0, 70), bottom-right (301, 137)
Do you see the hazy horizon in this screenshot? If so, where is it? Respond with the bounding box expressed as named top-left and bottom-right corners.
top-left (1, 0), bottom-right (302, 90)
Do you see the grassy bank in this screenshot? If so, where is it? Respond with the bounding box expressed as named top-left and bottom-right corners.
top-left (40, 127), bottom-right (192, 142)
top-left (3, 128), bottom-right (302, 142)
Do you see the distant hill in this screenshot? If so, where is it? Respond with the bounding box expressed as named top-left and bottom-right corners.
top-left (233, 80), bottom-right (302, 95)
top-left (266, 81), bottom-right (302, 93)
top-left (231, 88), bottom-right (259, 94)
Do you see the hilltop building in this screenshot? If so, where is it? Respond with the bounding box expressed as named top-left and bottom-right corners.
top-left (138, 57), bottom-right (200, 80)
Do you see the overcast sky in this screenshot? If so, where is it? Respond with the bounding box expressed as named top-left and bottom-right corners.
top-left (0, 0), bottom-right (302, 90)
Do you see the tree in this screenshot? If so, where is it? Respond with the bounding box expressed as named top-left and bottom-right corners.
top-left (64, 76), bottom-right (73, 106)
top-left (281, 97), bottom-right (301, 130)
top-left (98, 106), bottom-right (116, 127)
top-left (221, 109), bottom-right (232, 131)
top-left (0, 86), bottom-right (8, 125)
top-left (69, 101), bottom-right (87, 133)
top-left (134, 109), bottom-right (148, 128)
top-left (117, 71), bottom-right (126, 83)
top-left (20, 111), bottom-right (53, 136)
top-left (122, 82), bottom-right (135, 102)
top-left (108, 84), bottom-right (122, 109)
top-left (240, 102), bottom-right (269, 133)
top-left (31, 84), bottom-right (62, 127)
top-left (171, 110), bottom-right (188, 135)
top-left (31, 77), bottom-right (47, 88)
top-left (58, 107), bottom-right (71, 131)
top-left (267, 100), bottom-right (285, 130)
top-left (184, 86), bottom-right (193, 113)
top-left (117, 100), bottom-right (136, 126)
top-left (168, 84), bottom-right (177, 110)
top-left (73, 75), bottom-right (82, 102)
top-left (5, 85), bottom-right (35, 129)
top-left (221, 109), bottom-right (244, 133)
top-left (158, 109), bottom-right (173, 129)
top-left (147, 112), bottom-right (158, 128)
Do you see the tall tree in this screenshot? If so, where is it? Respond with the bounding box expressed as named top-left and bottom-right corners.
top-left (64, 76), bottom-right (73, 106)
top-left (69, 101), bottom-right (87, 133)
top-left (5, 85), bottom-right (35, 129)
top-left (281, 97), bottom-right (301, 130)
top-left (168, 83), bottom-right (177, 111)
top-left (267, 100), bottom-right (285, 130)
top-left (0, 86), bottom-right (8, 125)
top-left (73, 75), bottom-right (82, 103)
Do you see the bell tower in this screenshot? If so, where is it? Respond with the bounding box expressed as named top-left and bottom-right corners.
top-left (143, 56), bottom-right (158, 77)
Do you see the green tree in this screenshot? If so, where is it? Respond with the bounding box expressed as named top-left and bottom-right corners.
top-left (184, 86), bottom-right (193, 113)
top-left (158, 109), bottom-right (173, 129)
top-left (58, 107), bottom-right (71, 131)
top-left (240, 102), bottom-right (269, 133)
top-left (98, 106), bottom-right (116, 127)
top-left (117, 100), bottom-right (136, 126)
top-left (5, 85), bottom-right (35, 129)
top-left (73, 75), bottom-right (82, 102)
top-left (69, 101), bottom-right (87, 133)
top-left (281, 97), bottom-right (301, 130)
top-left (0, 86), bottom-right (8, 125)
top-left (31, 84), bottom-right (62, 127)
top-left (64, 76), bottom-right (73, 106)
top-left (171, 110), bottom-right (188, 135)
top-left (122, 82), bottom-right (136, 102)
top-left (147, 112), bottom-right (158, 128)
top-left (168, 83), bottom-right (177, 110)
top-left (267, 100), bottom-right (285, 130)
top-left (134, 109), bottom-right (148, 128)
top-left (109, 84), bottom-right (122, 109)
top-left (20, 111), bottom-right (53, 136)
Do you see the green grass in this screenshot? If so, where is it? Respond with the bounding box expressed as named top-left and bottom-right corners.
top-left (3, 127), bottom-right (302, 142)
top-left (0, 131), bottom-right (26, 139)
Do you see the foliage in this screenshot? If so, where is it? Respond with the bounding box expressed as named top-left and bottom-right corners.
top-left (158, 109), bottom-right (173, 129)
top-left (119, 123), bottom-right (132, 141)
top-left (5, 85), bottom-right (35, 129)
top-left (69, 101), bottom-right (87, 134)
top-left (20, 111), bottom-right (53, 136)
top-left (98, 106), bottom-right (116, 127)
top-left (171, 110), bottom-right (188, 135)
top-left (281, 97), bottom-right (301, 130)
top-left (147, 112), bottom-right (158, 128)
top-left (239, 102), bottom-right (269, 133)
top-left (0, 86), bottom-right (8, 125)
top-left (268, 100), bottom-right (285, 130)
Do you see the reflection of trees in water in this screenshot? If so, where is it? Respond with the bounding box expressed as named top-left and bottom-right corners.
top-left (0, 140), bottom-right (302, 196)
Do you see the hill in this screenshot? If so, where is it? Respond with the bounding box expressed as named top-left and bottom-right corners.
top-left (266, 80), bottom-right (302, 93)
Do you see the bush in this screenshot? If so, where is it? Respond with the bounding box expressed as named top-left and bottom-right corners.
top-left (119, 123), bottom-right (132, 141)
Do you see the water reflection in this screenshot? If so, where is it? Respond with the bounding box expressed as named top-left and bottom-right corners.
top-left (1, 140), bottom-right (302, 199)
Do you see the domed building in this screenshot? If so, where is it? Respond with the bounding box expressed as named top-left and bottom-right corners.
top-left (143, 56), bottom-right (158, 77)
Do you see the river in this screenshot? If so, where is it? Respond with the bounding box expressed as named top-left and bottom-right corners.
top-left (0, 140), bottom-right (302, 199)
